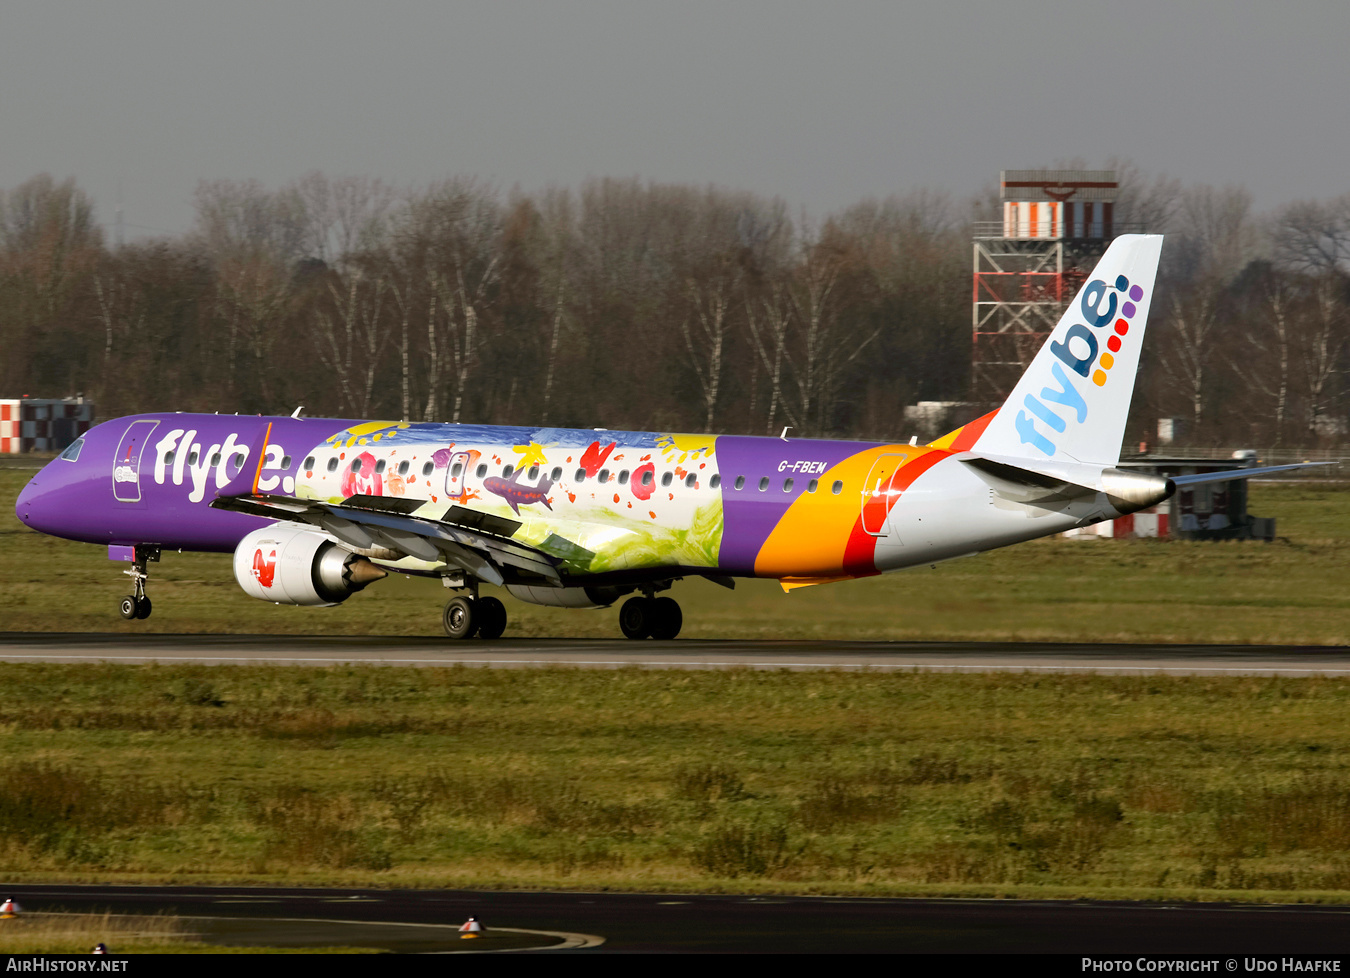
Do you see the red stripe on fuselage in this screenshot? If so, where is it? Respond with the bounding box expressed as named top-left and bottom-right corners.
top-left (948, 409), bottom-right (997, 452)
top-left (841, 450), bottom-right (948, 575)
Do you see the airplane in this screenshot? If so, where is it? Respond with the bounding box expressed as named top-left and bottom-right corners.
top-left (13, 234), bottom-right (1319, 640)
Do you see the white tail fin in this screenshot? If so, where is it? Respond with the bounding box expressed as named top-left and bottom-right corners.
top-left (972, 234), bottom-right (1163, 465)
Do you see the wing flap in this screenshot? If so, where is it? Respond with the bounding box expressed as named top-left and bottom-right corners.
top-left (210, 494), bottom-right (561, 585)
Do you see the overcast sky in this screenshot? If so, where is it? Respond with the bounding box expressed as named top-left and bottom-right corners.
top-left (3, 0), bottom-right (1347, 241)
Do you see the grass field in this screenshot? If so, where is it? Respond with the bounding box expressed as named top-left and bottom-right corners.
top-left (4, 664), bottom-right (1350, 902)
top-left (5, 467), bottom-right (1350, 644)
top-left (3, 466), bottom-right (1350, 903)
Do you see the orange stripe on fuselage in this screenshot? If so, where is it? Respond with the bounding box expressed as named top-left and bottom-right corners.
top-left (927, 409), bottom-right (997, 453)
top-left (754, 445), bottom-right (946, 580)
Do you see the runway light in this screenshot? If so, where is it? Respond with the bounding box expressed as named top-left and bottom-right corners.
top-left (459, 916), bottom-right (483, 939)
top-left (1, 898), bottom-right (21, 918)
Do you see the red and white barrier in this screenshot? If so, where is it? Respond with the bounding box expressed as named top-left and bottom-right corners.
top-left (0, 398), bottom-right (93, 453)
top-left (1064, 504), bottom-right (1170, 540)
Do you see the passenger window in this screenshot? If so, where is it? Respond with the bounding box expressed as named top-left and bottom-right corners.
top-left (550, 467), bottom-right (562, 481)
top-left (351, 457), bottom-right (363, 474)
top-left (326, 457), bottom-right (339, 473)
top-left (397, 461), bottom-right (409, 476)
top-left (618, 469), bottom-right (629, 485)
top-left (758, 477), bottom-right (769, 491)
top-left (59, 438), bottom-right (84, 462)
top-left (189, 451), bottom-right (199, 466)
top-left (528, 465), bottom-right (539, 480)
top-left (375, 459), bottom-right (387, 474)
top-left (476, 463), bottom-right (487, 477)
top-left (503, 465), bottom-right (514, 478)
top-left (229, 453), bottom-right (244, 473)
top-left (710, 474), bottom-right (721, 489)
top-left (684, 472), bottom-right (697, 488)
top-left (303, 456), bottom-right (315, 471)
top-left (641, 470), bottom-right (653, 486)
top-left (575, 468), bottom-right (587, 482)
top-left (661, 472), bottom-right (673, 487)
top-left (422, 462), bottom-right (434, 477)
top-left (598, 468), bottom-right (610, 483)
top-left (164, 450), bottom-right (175, 466)
top-left (281, 455), bottom-right (292, 469)
top-left (807, 479), bottom-right (818, 493)
top-left (210, 452), bottom-right (222, 467)
top-left (451, 462), bottom-right (463, 477)
top-left (734, 475), bottom-right (745, 490)
top-left (783, 478), bottom-right (794, 492)
top-left (832, 480), bottom-right (843, 495)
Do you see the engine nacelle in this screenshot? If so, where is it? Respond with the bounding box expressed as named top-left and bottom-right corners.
top-left (234, 524), bottom-right (387, 606)
top-left (506, 583), bottom-right (630, 609)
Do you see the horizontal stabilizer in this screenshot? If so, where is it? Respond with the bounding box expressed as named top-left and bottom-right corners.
top-left (1170, 462), bottom-right (1338, 486)
top-left (959, 453), bottom-right (1173, 514)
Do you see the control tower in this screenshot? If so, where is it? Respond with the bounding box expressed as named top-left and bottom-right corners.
top-left (972, 170), bottom-right (1139, 401)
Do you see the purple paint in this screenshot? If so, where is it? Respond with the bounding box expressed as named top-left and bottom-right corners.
top-left (1129, 285), bottom-right (1144, 301)
top-left (108, 545), bottom-right (135, 561)
top-left (483, 469), bottom-right (554, 515)
top-left (716, 436), bottom-right (882, 575)
top-left (1122, 302), bottom-right (1137, 318)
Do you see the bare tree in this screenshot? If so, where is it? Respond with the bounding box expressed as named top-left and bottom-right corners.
top-left (744, 281), bottom-right (799, 434)
top-left (1160, 287), bottom-right (1220, 429)
top-left (311, 264), bottom-right (388, 417)
top-left (293, 171), bottom-right (395, 263)
top-left (1273, 194), bottom-right (1350, 275)
top-left (1299, 273), bottom-right (1349, 442)
top-left (1230, 266), bottom-right (1293, 445)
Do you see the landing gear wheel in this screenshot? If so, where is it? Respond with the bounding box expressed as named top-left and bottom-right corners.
top-left (619, 597), bottom-right (652, 640)
top-left (477, 596), bottom-right (507, 640)
top-left (443, 596), bottom-right (479, 640)
top-left (649, 596), bottom-right (682, 640)
top-left (135, 597), bottom-right (153, 620)
top-left (119, 596), bottom-right (139, 620)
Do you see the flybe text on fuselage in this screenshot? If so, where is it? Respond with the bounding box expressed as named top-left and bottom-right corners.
top-left (1014, 275), bottom-right (1147, 458)
top-left (151, 428), bottom-right (295, 502)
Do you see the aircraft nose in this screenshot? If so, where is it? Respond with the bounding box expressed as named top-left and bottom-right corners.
top-left (15, 474), bottom-right (42, 527)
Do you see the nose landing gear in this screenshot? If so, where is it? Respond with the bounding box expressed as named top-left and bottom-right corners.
top-left (118, 546), bottom-right (159, 620)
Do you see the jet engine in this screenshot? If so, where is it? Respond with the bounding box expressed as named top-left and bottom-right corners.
top-left (506, 583), bottom-right (630, 608)
top-left (233, 524), bottom-right (387, 606)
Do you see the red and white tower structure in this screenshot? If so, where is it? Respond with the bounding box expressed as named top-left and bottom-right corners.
top-left (972, 170), bottom-right (1134, 401)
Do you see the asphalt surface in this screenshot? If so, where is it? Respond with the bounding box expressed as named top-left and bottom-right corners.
top-left (10, 884), bottom-right (1350, 953)
top-left (2, 632), bottom-right (1350, 676)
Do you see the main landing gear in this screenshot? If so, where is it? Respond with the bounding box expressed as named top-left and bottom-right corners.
top-left (441, 579), bottom-right (508, 641)
top-left (118, 546), bottom-right (160, 621)
top-left (619, 594), bottom-right (682, 640)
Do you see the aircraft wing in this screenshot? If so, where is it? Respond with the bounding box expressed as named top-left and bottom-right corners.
top-left (209, 493), bottom-right (565, 587)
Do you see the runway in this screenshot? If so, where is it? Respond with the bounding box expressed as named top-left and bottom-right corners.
top-left (2, 632), bottom-right (1350, 676)
top-left (11, 883), bottom-right (1350, 953)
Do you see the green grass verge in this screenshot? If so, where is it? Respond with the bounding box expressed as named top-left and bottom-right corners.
top-left (5, 468), bottom-right (1350, 644)
top-left (2, 663), bottom-right (1350, 902)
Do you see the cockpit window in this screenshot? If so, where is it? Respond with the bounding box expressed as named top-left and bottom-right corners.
top-left (58, 438), bottom-right (84, 462)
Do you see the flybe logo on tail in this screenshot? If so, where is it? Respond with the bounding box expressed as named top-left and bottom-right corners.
top-left (1015, 274), bottom-right (1146, 457)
